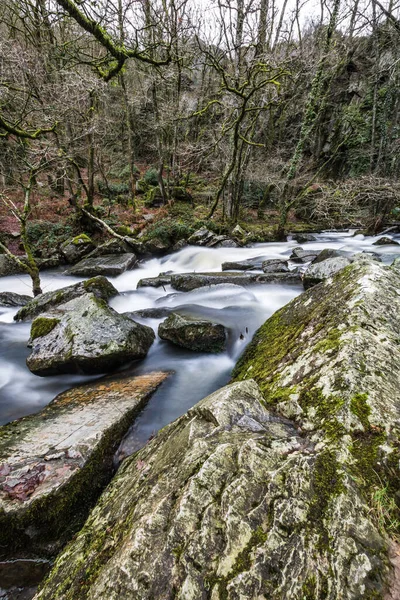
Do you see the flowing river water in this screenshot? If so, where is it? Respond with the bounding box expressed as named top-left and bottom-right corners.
top-left (1, 229), bottom-right (400, 455)
top-left (1, 229), bottom-right (400, 599)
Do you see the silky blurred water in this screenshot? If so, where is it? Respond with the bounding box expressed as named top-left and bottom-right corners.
top-left (1, 229), bottom-right (399, 453)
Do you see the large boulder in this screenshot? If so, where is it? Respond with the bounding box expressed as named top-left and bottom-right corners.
top-left (187, 227), bottom-right (238, 248)
top-left (0, 291), bottom-right (32, 307)
top-left (303, 256), bottom-right (351, 289)
top-left (0, 371), bottom-right (169, 560)
top-left (14, 276), bottom-right (118, 322)
top-left (232, 260), bottom-right (400, 596)
top-left (60, 234), bottom-right (95, 264)
top-left (170, 271), bottom-right (301, 292)
top-left (312, 248), bottom-right (349, 264)
top-left (66, 253), bottom-right (138, 277)
top-left (26, 294), bottom-right (155, 376)
top-left (221, 256), bottom-right (267, 271)
top-left (34, 377), bottom-right (392, 600)
top-left (158, 312), bottom-right (226, 352)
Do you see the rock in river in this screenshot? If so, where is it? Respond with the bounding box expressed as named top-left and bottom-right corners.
top-left (66, 253), bottom-right (137, 277)
top-left (26, 293), bottom-right (155, 375)
top-left (303, 256), bottom-right (351, 289)
top-left (158, 312), bottom-right (226, 352)
top-left (0, 371), bottom-right (169, 558)
top-left (15, 276), bottom-right (118, 322)
top-left (36, 259), bottom-right (400, 599)
top-left (0, 292), bottom-right (32, 307)
top-left (170, 271), bottom-right (301, 291)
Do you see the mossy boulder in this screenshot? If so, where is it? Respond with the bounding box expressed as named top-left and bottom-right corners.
top-left (0, 371), bottom-right (169, 559)
top-left (66, 253), bottom-right (137, 277)
top-left (14, 276), bottom-right (118, 322)
top-left (34, 380), bottom-right (390, 600)
top-left (0, 255), bottom-right (27, 277)
top-left (60, 234), bottom-right (95, 264)
top-left (158, 312), bottom-right (227, 352)
top-left (233, 259), bottom-right (400, 590)
top-left (26, 293), bottom-right (155, 376)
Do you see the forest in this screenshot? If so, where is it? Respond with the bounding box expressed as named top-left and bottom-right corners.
top-left (2, 1), bottom-right (400, 599)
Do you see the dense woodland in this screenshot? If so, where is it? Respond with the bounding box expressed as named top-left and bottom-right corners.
top-left (1, 0), bottom-right (400, 293)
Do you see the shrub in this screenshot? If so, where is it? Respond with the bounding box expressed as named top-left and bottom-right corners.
top-left (143, 168), bottom-right (159, 186)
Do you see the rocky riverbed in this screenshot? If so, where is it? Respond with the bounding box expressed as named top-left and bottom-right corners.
top-left (1, 229), bottom-right (400, 598)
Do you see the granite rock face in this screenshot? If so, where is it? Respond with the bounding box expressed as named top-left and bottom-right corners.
top-left (26, 294), bottom-right (155, 375)
top-left (0, 371), bottom-right (169, 558)
top-left (14, 276), bottom-right (118, 322)
top-left (34, 380), bottom-right (390, 600)
top-left (158, 312), bottom-right (227, 352)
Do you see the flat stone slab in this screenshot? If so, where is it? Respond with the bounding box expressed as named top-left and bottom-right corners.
top-left (170, 271), bottom-right (301, 291)
top-left (137, 275), bottom-right (172, 288)
top-left (0, 371), bottom-right (169, 558)
top-left (66, 253), bottom-right (137, 277)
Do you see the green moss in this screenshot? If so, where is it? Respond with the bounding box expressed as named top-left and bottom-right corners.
top-left (31, 317), bottom-right (60, 340)
top-left (308, 450), bottom-right (345, 551)
top-left (72, 234), bottom-right (92, 245)
top-left (350, 393), bottom-right (371, 430)
top-left (313, 327), bottom-right (341, 353)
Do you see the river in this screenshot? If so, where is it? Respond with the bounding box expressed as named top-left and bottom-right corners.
top-left (1, 229), bottom-right (400, 459)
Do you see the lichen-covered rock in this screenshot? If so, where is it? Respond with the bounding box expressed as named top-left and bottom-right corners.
top-left (34, 380), bottom-right (389, 600)
top-left (170, 271), bottom-right (301, 291)
top-left (303, 256), bottom-right (351, 289)
top-left (233, 260), bottom-right (400, 595)
top-left (14, 276), bottom-right (118, 322)
top-left (26, 294), bottom-right (155, 375)
top-left (60, 234), bottom-right (95, 264)
top-left (0, 291), bottom-right (32, 307)
top-left (0, 371), bottom-right (169, 558)
top-left (66, 253), bottom-right (137, 277)
top-left (158, 312), bottom-right (226, 352)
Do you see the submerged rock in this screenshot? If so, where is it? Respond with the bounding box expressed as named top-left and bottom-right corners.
top-left (373, 236), bottom-right (400, 246)
top-left (26, 294), bottom-right (155, 376)
top-left (158, 312), bottom-right (226, 352)
top-left (14, 276), bottom-right (118, 322)
top-left (170, 271), bottom-right (301, 291)
top-left (34, 379), bottom-right (389, 600)
top-left (66, 253), bottom-right (138, 277)
top-left (0, 292), bottom-right (32, 307)
top-left (60, 234), bottom-right (95, 264)
top-left (302, 256), bottom-right (351, 289)
top-left (0, 371), bottom-right (169, 559)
